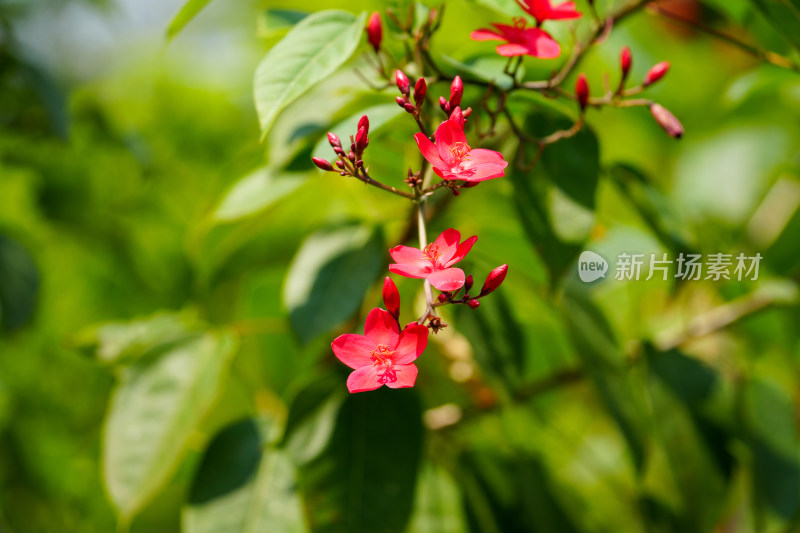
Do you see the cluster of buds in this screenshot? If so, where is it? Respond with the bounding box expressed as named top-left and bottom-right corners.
top-left (439, 76), bottom-right (464, 117)
top-left (312, 115), bottom-right (371, 175)
top-left (436, 264), bottom-right (508, 310)
top-left (395, 70), bottom-right (427, 115)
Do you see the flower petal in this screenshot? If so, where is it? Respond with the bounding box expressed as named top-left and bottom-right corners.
top-left (389, 245), bottom-right (425, 264)
top-left (432, 228), bottom-right (461, 265)
top-left (332, 333), bottom-right (375, 369)
top-left (428, 267), bottom-right (465, 291)
top-left (469, 28), bottom-right (504, 41)
top-left (414, 132), bottom-right (446, 170)
top-left (496, 43), bottom-right (530, 57)
top-left (364, 308), bottom-right (399, 347)
top-left (346, 366), bottom-right (382, 393)
top-left (459, 162), bottom-right (508, 182)
top-left (435, 119), bottom-right (468, 163)
top-left (527, 30), bottom-right (561, 58)
top-left (385, 364), bottom-right (418, 389)
top-left (445, 235), bottom-right (477, 267)
top-left (467, 148), bottom-right (506, 166)
top-left (394, 324), bottom-right (429, 364)
top-left (389, 262), bottom-right (432, 278)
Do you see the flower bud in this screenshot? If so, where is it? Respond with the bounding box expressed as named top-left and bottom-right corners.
top-left (382, 277), bottom-right (400, 319)
top-left (450, 76), bottom-right (463, 107)
top-left (395, 69), bottom-right (410, 95)
top-left (450, 106), bottom-right (463, 124)
top-left (355, 126), bottom-right (368, 151)
top-left (396, 96), bottom-right (407, 108)
top-left (366, 12), bottom-right (382, 52)
top-left (333, 146), bottom-right (345, 156)
top-left (335, 160), bottom-right (345, 169)
top-left (575, 73), bottom-right (589, 111)
top-left (462, 107), bottom-right (472, 118)
top-left (480, 264), bottom-right (508, 296)
top-left (414, 77), bottom-right (427, 106)
top-left (437, 293), bottom-right (448, 303)
top-left (468, 299), bottom-right (480, 309)
top-left (439, 96), bottom-right (450, 114)
top-left (650, 103), bottom-right (683, 139)
top-left (643, 61), bottom-right (669, 87)
top-left (403, 102), bottom-right (416, 113)
top-left (327, 132), bottom-right (341, 149)
top-left (312, 157), bottom-right (333, 171)
top-left (464, 274), bottom-right (473, 292)
top-left (357, 115), bottom-right (370, 135)
top-left (620, 46), bottom-right (632, 81)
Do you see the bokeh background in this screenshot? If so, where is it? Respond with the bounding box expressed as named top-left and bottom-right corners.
top-left (1, 0), bottom-right (799, 532)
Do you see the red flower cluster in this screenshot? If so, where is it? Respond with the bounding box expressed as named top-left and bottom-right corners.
top-left (471, 0), bottom-right (581, 58)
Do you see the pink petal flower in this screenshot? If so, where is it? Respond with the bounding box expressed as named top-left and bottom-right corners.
top-left (416, 119), bottom-right (507, 183)
top-left (471, 19), bottom-right (562, 59)
top-left (388, 229), bottom-right (477, 291)
top-left (332, 310), bottom-right (429, 393)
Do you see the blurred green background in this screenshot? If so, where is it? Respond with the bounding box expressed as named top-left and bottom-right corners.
top-left (1, 0), bottom-right (799, 532)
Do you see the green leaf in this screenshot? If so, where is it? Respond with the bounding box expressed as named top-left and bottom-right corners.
top-left (254, 10), bottom-right (367, 138)
top-left (73, 311), bottom-right (201, 365)
top-left (0, 234), bottom-right (39, 332)
top-left (748, 0), bottom-right (800, 50)
top-left (742, 378), bottom-right (800, 519)
top-left (405, 463), bottom-right (469, 533)
top-left (167, 0), bottom-right (215, 39)
top-left (189, 419), bottom-right (263, 505)
top-left (281, 376), bottom-right (347, 465)
top-left (299, 388), bottom-right (423, 533)
top-left (541, 127), bottom-right (600, 210)
top-left (508, 163), bottom-right (583, 285)
top-left (214, 168), bottom-right (307, 223)
top-left (184, 442), bottom-right (309, 533)
top-left (284, 224), bottom-right (384, 344)
top-left (103, 332), bottom-right (238, 519)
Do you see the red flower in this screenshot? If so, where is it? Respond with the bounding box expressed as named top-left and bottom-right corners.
top-left (516, 0), bottom-right (581, 24)
top-left (470, 18), bottom-right (560, 58)
top-left (389, 228), bottom-right (477, 291)
top-left (414, 119), bottom-right (507, 182)
top-left (332, 308), bottom-right (428, 393)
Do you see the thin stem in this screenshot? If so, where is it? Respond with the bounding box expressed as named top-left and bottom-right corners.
top-left (357, 169), bottom-right (416, 199)
top-left (417, 200), bottom-right (435, 324)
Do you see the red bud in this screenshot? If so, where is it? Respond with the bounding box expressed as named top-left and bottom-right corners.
top-left (650, 103), bottom-right (683, 139)
top-left (382, 277), bottom-right (400, 319)
top-left (355, 127), bottom-right (368, 151)
top-left (575, 73), bottom-right (589, 111)
top-left (312, 157), bottom-right (333, 171)
top-left (644, 61), bottom-right (669, 87)
top-left (357, 115), bottom-right (369, 134)
top-left (450, 76), bottom-right (463, 107)
top-left (366, 12), bottom-right (382, 52)
top-left (395, 70), bottom-right (410, 95)
top-left (403, 102), bottom-right (416, 113)
top-left (480, 264), bottom-right (508, 296)
top-left (414, 77), bottom-right (427, 106)
top-left (620, 46), bottom-right (632, 80)
top-left (468, 299), bottom-right (480, 309)
top-left (437, 293), bottom-right (448, 303)
top-left (327, 132), bottom-right (341, 149)
top-left (439, 96), bottom-right (449, 114)
top-left (450, 106), bottom-right (463, 125)
top-left (464, 274), bottom-right (473, 292)
top-left (396, 96), bottom-right (406, 108)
